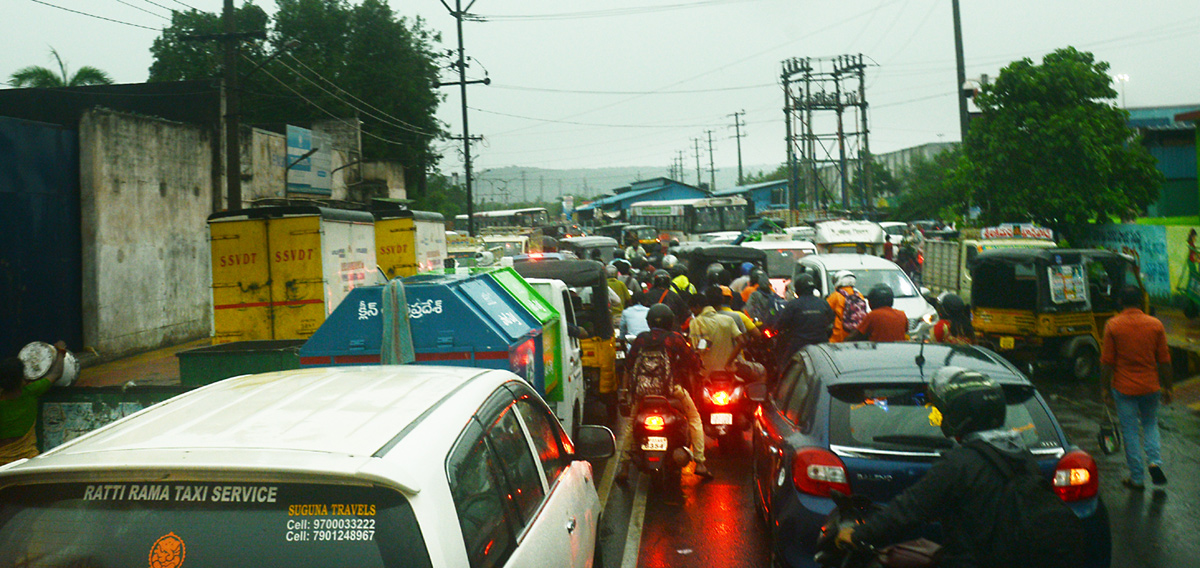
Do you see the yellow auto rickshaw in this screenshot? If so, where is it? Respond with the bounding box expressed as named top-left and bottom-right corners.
top-left (972, 248), bottom-right (1147, 380)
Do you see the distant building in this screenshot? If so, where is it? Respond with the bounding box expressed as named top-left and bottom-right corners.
top-left (711, 180), bottom-right (788, 216)
top-left (1128, 106), bottom-right (1199, 217)
top-left (571, 177), bottom-right (707, 224)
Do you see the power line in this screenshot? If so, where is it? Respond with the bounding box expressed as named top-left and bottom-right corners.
top-left (256, 65), bottom-right (423, 148)
top-left (138, 0), bottom-right (183, 15)
top-left (476, 0), bottom-right (760, 21)
top-left (489, 82), bottom-right (776, 96)
top-left (468, 106), bottom-right (723, 129)
top-left (279, 53), bottom-right (439, 137)
top-left (27, 0), bottom-right (161, 31)
top-left (113, 0), bottom-right (169, 21)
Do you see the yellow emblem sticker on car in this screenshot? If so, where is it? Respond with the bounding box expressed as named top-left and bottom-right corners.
top-left (928, 405), bottom-right (943, 427)
top-left (149, 532), bottom-right (186, 568)
top-left (999, 336), bottom-right (1015, 350)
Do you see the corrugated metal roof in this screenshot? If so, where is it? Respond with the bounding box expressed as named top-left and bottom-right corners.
top-left (1127, 105), bottom-right (1200, 131)
top-left (712, 179), bottom-right (787, 197)
top-left (574, 179), bottom-right (706, 211)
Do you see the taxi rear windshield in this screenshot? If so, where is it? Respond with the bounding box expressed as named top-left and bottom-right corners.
top-left (0, 482), bottom-right (432, 568)
top-left (829, 383), bottom-right (1060, 452)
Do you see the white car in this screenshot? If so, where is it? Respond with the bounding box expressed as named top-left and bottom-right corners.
top-left (879, 221), bottom-right (907, 247)
top-left (0, 366), bottom-right (615, 568)
top-left (794, 253), bottom-right (937, 333)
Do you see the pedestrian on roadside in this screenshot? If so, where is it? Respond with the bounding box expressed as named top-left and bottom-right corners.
top-left (1100, 285), bottom-right (1174, 490)
top-left (0, 341), bottom-right (68, 465)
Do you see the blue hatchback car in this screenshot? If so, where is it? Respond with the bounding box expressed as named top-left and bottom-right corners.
top-left (750, 342), bottom-right (1110, 568)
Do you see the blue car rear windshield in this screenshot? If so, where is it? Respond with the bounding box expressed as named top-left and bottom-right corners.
top-left (0, 482), bottom-right (432, 568)
top-left (828, 384), bottom-right (1060, 452)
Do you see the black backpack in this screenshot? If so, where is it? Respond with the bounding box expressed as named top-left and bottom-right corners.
top-left (967, 442), bottom-right (1087, 568)
top-left (630, 348), bottom-right (672, 398)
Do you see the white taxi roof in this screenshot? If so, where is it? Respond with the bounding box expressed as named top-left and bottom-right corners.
top-left (1, 366), bottom-right (507, 487)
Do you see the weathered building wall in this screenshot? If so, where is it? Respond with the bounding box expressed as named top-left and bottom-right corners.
top-left (360, 161), bottom-right (407, 200)
top-left (243, 127), bottom-right (286, 203)
top-left (78, 108), bottom-right (214, 358)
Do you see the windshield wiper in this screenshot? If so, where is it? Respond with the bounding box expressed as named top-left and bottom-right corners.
top-left (872, 435), bottom-right (955, 449)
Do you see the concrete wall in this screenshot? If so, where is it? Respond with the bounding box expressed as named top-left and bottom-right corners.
top-left (360, 161), bottom-right (407, 200)
top-left (243, 127), bottom-right (286, 203)
top-left (78, 108), bottom-right (214, 358)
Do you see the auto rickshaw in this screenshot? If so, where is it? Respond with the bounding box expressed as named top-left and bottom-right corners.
top-left (971, 248), bottom-right (1147, 380)
top-left (512, 259), bottom-right (618, 424)
top-left (559, 236), bottom-right (620, 264)
top-left (673, 243), bottom-right (769, 289)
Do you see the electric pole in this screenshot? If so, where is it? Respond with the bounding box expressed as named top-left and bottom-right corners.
top-left (706, 129), bottom-right (716, 192)
top-left (438, 0), bottom-right (490, 235)
top-left (952, 0), bottom-right (969, 142)
top-left (730, 110), bottom-right (745, 186)
top-left (693, 138), bottom-right (702, 188)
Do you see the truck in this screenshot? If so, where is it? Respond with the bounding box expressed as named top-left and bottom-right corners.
top-left (813, 219), bottom-right (886, 255)
top-left (373, 209), bottom-right (448, 279)
top-left (921, 224), bottom-right (1057, 303)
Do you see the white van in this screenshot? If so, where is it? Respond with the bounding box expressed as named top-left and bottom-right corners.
top-left (0, 366), bottom-right (615, 568)
top-left (524, 277), bottom-right (587, 437)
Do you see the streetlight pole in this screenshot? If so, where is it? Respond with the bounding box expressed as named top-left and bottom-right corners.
top-left (1113, 74), bottom-right (1130, 108)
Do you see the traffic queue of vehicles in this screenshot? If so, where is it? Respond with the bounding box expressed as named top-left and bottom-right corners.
top-left (1, 203), bottom-right (1132, 567)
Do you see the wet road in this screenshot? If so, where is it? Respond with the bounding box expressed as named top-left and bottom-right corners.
top-left (1038, 370), bottom-right (1200, 568)
top-left (595, 366), bottom-right (1200, 568)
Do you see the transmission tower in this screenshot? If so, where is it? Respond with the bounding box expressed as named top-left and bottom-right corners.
top-left (782, 54), bottom-right (872, 215)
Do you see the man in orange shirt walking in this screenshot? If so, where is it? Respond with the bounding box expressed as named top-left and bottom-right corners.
top-left (1100, 285), bottom-right (1174, 490)
top-left (847, 284), bottom-right (908, 342)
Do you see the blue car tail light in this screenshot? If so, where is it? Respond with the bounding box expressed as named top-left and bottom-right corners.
top-left (793, 448), bottom-right (851, 497)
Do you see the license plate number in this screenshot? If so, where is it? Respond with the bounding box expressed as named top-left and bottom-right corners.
top-left (999, 336), bottom-right (1015, 349)
top-left (642, 437), bottom-right (668, 451)
top-left (710, 412), bottom-right (733, 425)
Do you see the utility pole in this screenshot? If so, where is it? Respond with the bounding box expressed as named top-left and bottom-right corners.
top-left (693, 138), bottom-right (702, 188)
top-left (952, 0), bottom-right (969, 142)
top-left (705, 129), bottom-right (716, 192)
top-left (730, 110), bottom-right (745, 186)
top-left (438, 0), bottom-right (489, 235)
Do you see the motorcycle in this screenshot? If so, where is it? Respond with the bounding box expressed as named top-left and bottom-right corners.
top-left (629, 394), bottom-right (693, 488)
top-left (616, 334), bottom-right (636, 417)
top-left (697, 369), bottom-right (752, 453)
top-left (814, 491), bottom-right (942, 568)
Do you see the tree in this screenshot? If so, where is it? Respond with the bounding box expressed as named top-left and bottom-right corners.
top-left (893, 148), bottom-right (967, 222)
top-left (743, 163), bottom-right (788, 185)
top-left (148, 0), bottom-right (444, 189)
top-left (958, 47), bottom-right (1162, 237)
top-left (851, 161), bottom-right (900, 208)
top-left (8, 47), bottom-right (114, 88)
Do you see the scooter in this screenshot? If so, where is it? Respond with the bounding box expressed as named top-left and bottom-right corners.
top-left (615, 334), bottom-right (637, 417)
top-left (629, 394), bottom-right (693, 488)
top-left (814, 491), bottom-right (942, 568)
top-left (698, 370), bottom-right (752, 453)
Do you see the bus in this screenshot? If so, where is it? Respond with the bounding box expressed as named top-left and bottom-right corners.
top-left (627, 196), bottom-right (749, 239)
top-left (453, 207), bottom-right (550, 233)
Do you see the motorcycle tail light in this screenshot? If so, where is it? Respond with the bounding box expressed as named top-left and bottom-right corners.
top-left (793, 448), bottom-right (851, 497)
top-left (1053, 450), bottom-right (1098, 501)
top-left (708, 388), bottom-right (732, 406)
top-left (644, 415), bottom-right (666, 431)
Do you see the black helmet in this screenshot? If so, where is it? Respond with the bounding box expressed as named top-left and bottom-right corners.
top-left (652, 269), bottom-right (672, 288)
top-left (940, 292), bottom-right (966, 316)
top-left (706, 263), bottom-right (728, 286)
top-left (866, 284), bottom-right (894, 309)
top-left (749, 267), bottom-right (767, 283)
top-left (930, 366), bottom-right (1006, 438)
top-left (612, 258), bottom-right (632, 275)
top-left (704, 285), bottom-right (726, 307)
top-left (792, 273), bottom-right (816, 296)
top-left (647, 303), bottom-right (675, 330)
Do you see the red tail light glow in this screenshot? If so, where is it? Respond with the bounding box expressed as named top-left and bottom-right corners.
top-left (1053, 450), bottom-right (1099, 501)
top-left (792, 448), bottom-right (851, 497)
top-left (644, 415), bottom-right (666, 431)
top-left (709, 389), bottom-right (732, 406)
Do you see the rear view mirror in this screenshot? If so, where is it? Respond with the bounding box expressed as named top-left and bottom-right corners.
top-left (574, 425), bottom-right (616, 460)
top-left (745, 381), bottom-right (768, 403)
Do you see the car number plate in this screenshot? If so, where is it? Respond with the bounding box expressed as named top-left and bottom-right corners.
top-left (999, 336), bottom-right (1015, 349)
top-left (710, 412), bottom-right (733, 425)
top-left (642, 437), bottom-right (668, 451)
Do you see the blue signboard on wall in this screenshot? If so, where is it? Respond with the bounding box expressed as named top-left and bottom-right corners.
top-left (286, 125), bottom-right (332, 196)
top-left (1078, 224), bottom-right (1171, 300)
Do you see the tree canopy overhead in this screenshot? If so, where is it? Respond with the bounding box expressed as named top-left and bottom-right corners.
top-left (148, 0), bottom-right (445, 189)
top-left (959, 47), bottom-right (1162, 234)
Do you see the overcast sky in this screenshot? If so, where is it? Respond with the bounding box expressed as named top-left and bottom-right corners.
top-left (7, 0), bottom-right (1200, 181)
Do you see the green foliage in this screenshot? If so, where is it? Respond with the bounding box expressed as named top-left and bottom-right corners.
top-left (960, 47), bottom-right (1163, 237)
top-left (852, 161), bottom-right (900, 205)
top-left (743, 163), bottom-right (788, 184)
top-left (410, 173), bottom-right (465, 219)
top-left (148, 0), bottom-right (444, 183)
top-left (8, 47), bottom-right (113, 88)
top-left (894, 149), bottom-right (967, 222)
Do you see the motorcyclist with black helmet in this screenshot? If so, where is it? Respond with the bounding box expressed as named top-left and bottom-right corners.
top-left (769, 273), bottom-right (834, 371)
top-left (835, 367), bottom-right (1063, 567)
top-left (646, 269), bottom-right (689, 330)
top-left (617, 304), bottom-right (710, 480)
